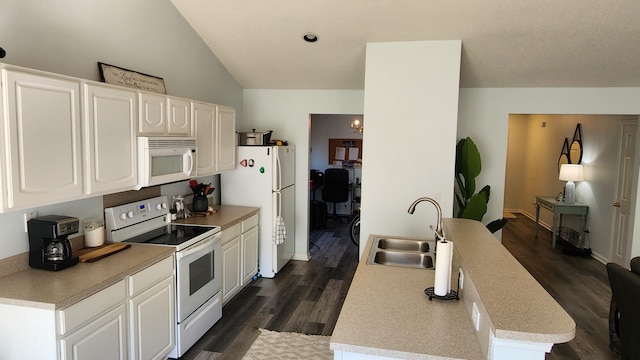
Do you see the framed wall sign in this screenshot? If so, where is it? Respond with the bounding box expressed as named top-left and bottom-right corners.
top-left (98, 62), bottom-right (166, 94)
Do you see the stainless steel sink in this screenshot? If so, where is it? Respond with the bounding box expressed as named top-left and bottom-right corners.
top-left (371, 251), bottom-right (433, 269)
top-left (367, 237), bottom-right (435, 269)
top-left (376, 237), bottom-right (430, 252)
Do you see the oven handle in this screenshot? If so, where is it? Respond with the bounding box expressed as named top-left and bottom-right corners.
top-left (177, 233), bottom-right (220, 259)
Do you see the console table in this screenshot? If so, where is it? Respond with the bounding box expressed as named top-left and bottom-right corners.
top-left (535, 196), bottom-right (589, 248)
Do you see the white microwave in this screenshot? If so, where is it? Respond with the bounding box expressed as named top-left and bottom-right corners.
top-left (138, 137), bottom-right (196, 187)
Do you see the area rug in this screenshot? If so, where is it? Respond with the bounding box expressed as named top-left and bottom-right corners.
top-left (242, 328), bottom-right (332, 359)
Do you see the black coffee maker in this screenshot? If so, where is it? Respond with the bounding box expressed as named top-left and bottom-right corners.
top-left (28, 215), bottom-right (80, 271)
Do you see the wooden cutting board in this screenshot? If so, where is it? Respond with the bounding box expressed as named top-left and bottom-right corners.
top-left (79, 243), bottom-right (131, 263)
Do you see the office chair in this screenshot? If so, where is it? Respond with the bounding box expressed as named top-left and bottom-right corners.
top-left (607, 258), bottom-right (640, 360)
top-left (322, 168), bottom-right (350, 221)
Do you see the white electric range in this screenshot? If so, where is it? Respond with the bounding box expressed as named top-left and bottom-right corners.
top-left (105, 196), bottom-right (222, 358)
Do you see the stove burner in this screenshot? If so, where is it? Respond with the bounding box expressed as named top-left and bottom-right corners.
top-left (124, 224), bottom-right (215, 246)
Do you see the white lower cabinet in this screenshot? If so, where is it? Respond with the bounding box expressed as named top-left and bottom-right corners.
top-left (222, 214), bottom-right (259, 304)
top-left (59, 256), bottom-right (175, 360)
top-left (128, 256), bottom-right (175, 360)
top-left (60, 303), bottom-right (128, 360)
top-left (58, 280), bottom-right (128, 360)
top-left (0, 255), bottom-right (176, 360)
top-left (222, 223), bottom-right (242, 304)
top-left (129, 277), bottom-right (175, 360)
top-left (241, 216), bottom-right (259, 285)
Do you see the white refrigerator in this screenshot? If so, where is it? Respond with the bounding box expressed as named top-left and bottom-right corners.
top-left (221, 145), bottom-right (295, 278)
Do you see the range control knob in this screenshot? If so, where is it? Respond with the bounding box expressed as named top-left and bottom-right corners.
top-left (155, 203), bottom-right (162, 210)
top-left (127, 211), bottom-right (134, 218)
top-left (119, 213), bottom-right (127, 220)
top-left (162, 202), bottom-right (167, 209)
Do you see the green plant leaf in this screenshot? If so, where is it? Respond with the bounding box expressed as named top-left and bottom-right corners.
top-left (460, 193), bottom-right (487, 221)
top-left (456, 137), bottom-right (481, 198)
top-left (486, 218), bottom-right (508, 233)
top-left (461, 137), bottom-right (482, 178)
top-left (479, 185), bottom-right (490, 202)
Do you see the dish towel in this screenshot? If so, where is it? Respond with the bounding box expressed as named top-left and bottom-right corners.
top-left (273, 216), bottom-right (287, 245)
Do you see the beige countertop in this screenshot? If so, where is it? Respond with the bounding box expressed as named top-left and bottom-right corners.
top-left (330, 218), bottom-right (575, 359)
top-left (173, 205), bottom-right (259, 230)
top-left (330, 233), bottom-right (484, 360)
top-left (443, 218), bottom-right (575, 344)
top-left (0, 244), bottom-right (174, 310)
top-left (0, 205), bottom-right (257, 311)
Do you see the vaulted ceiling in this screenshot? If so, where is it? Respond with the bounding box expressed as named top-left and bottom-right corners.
top-left (170, 0), bottom-right (640, 90)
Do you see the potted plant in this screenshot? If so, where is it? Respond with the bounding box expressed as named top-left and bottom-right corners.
top-left (455, 137), bottom-right (507, 233)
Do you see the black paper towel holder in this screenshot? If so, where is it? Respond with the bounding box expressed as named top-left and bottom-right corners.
top-left (425, 271), bottom-right (460, 301)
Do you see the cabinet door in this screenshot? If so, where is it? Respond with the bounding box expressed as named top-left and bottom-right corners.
top-left (2, 69), bottom-right (82, 210)
top-left (215, 105), bottom-right (236, 172)
top-left (241, 225), bottom-right (259, 285)
top-left (138, 92), bottom-right (166, 135)
top-left (222, 237), bottom-right (241, 304)
top-left (60, 303), bottom-right (128, 360)
top-left (83, 83), bottom-right (138, 195)
top-left (192, 101), bottom-right (217, 175)
top-left (129, 276), bottom-right (175, 360)
top-left (167, 96), bottom-right (191, 136)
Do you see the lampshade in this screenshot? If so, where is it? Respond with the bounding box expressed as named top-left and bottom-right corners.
top-left (559, 164), bottom-right (584, 182)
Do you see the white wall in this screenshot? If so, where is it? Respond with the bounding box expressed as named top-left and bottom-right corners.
top-left (505, 114), bottom-right (633, 259)
top-left (361, 40), bottom-right (461, 253)
top-left (0, 0), bottom-right (241, 260)
top-left (242, 90), bottom-right (365, 260)
top-left (0, 0), bottom-right (242, 114)
top-left (458, 88), bottom-right (640, 262)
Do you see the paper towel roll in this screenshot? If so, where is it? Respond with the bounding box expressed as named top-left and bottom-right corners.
top-left (434, 240), bottom-right (453, 296)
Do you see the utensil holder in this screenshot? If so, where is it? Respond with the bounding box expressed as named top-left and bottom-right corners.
top-left (193, 196), bottom-right (208, 213)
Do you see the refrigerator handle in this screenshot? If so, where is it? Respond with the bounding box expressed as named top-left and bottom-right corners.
top-left (275, 191), bottom-right (282, 217)
top-left (275, 150), bottom-right (282, 191)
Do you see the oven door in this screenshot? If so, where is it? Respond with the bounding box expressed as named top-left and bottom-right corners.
top-left (175, 232), bottom-right (222, 323)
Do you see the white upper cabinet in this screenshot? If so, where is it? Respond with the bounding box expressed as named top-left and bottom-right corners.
top-left (192, 101), bottom-right (217, 175)
top-left (192, 102), bottom-right (236, 176)
top-left (216, 105), bottom-right (236, 172)
top-left (83, 82), bottom-right (138, 195)
top-left (138, 92), bottom-right (167, 135)
top-left (167, 96), bottom-right (191, 136)
top-left (0, 68), bottom-right (83, 211)
top-left (139, 92), bottom-right (191, 136)
top-left (0, 63), bottom-right (236, 212)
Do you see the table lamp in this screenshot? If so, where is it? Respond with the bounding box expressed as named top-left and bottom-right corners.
top-left (559, 164), bottom-right (584, 204)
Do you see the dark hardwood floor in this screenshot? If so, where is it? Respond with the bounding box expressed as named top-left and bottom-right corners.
top-left (179, 214), bottom-right (618, 360)
top-left (179, 217), bottom-right (359, 360)
top-left (501, 214), bottom-right (618, 360)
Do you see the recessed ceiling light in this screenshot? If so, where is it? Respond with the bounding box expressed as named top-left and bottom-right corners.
top-left (303, 33), bottom-right (318, 43)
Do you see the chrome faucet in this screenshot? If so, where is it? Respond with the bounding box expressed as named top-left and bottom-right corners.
top-left (407, 197), bottom-right (444, 240)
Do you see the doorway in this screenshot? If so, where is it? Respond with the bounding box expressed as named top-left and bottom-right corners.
top-left (503, 114), bottom-right (639, 263)
top-left (309, 114), bottom-right (363, 234)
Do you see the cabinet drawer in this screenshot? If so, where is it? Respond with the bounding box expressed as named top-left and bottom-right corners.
top-left (58, 280), bottom-right (126, 335)
top-left (222, 223), bottom-right (241, 244)
top-left (129, 255), bottom-right (174, 296)
top-left (242, 214), bottom-right (259, 232)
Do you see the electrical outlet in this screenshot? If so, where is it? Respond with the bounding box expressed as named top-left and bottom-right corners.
top-left (459, 268), bottom-right (464, 290)
top-left (24, 211), bottom-right (38, 232)
top-left (472, 302), bottom-right (480, 331)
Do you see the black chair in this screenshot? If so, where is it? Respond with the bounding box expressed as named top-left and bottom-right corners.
top-left (607, 257), bottom-right (640, 360)
top-left (322, 168), bottom-right (350, 220)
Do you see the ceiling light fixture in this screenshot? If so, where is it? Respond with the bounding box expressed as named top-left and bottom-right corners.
top-left (350, 118), bottom-right (363, 134)
top-left (303, 33), bottom-right (318, 43)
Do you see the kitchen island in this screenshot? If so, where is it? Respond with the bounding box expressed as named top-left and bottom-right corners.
top-left (330, 218), bottom-right (575, 360)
